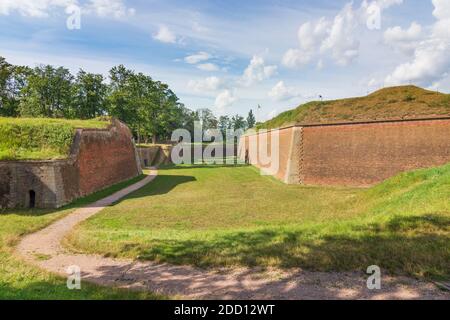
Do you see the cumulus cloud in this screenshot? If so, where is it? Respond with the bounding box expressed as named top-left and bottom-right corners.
top-left (384, 22), bottom-right (423, 55)
top-left (241, 55), bottom-right (277, 86)
top-left (282, 49), bottom-right (311, 68)
top-left (197, 63), bottom-right (219, 72)
top-left (268, 81), bottom-right (302, 101)
top-left (0, 0), bottom-right (75, 17)
top-left (282, 3), bottom-right (359, 68)
top-left (153, 25), bottom-right (177, 44)
top-left (384, 0), bottom-right (450, 86)
top-left (187, 76), bottom-right (223, 92)
top-left (184, 52), bottom-right (211, 64)
top-left (215, 89), bottom-right (236, 111)
top-left (0, 0), bottom-right (134, 19)
top-left (282, 1), bottom-right (404, 68)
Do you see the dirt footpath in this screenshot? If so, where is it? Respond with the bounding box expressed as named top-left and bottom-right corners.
top-left (16, 169), bottom-right (449, 300)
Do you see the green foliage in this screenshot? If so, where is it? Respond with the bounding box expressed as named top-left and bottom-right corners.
top-left (68, 163), bottom-right (450, 278)
top-left (231, 114), bottom-right (247, 131)
top-left (0, 117), bottom-right (109, 160)
top-left (72, 69), bottom-right (108, 119)
top-left (246, 109), bottom-right (256, 128)
top-left (19, 65), bottom-right (74, 118)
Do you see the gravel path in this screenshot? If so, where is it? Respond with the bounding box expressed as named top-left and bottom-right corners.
top-left (15, 169), bottom-right (449, 300)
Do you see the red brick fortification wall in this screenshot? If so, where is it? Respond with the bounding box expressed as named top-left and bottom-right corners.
top-left (76, 119), bottom-right (141, 196)
top-left (239, 127), bottom-right (295, 182)
top-left (301, 118), bottom-right (450, 186)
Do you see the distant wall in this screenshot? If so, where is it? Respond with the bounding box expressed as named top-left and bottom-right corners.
top-left (138, 145), bottom-right (173, 168)
top-left (239, 117), bottom-right (450, 186)
top-left (0, 119), bottom-right (141, 209)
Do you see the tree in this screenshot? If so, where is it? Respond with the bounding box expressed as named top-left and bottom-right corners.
top-left (0, 57), bottom-right (28, 117)
top-left (231, 114), bottom-right (247, 131)
top-left (19, 65), bottom-right (74, 118)
top-left (72, 69), bottom-right (107, 119)
top-left (0, 57), bottom-right (12, 115)
top-left (246, 109), bottom-right (256, 128)
top-left (107, 65), bottom-right (136, 124)
top-left (218, 115), bottom-right (231, 137)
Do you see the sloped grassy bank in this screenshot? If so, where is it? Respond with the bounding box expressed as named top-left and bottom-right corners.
top-left (0, 117), bottom-right (109, 161)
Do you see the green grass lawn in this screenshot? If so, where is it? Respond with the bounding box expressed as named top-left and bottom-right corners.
top-left (0, 175), bottom-right (164, 300)
top-left (66, 164), bottom-right (450, 279)
top-left (0, 117), bottom-right (110, 161)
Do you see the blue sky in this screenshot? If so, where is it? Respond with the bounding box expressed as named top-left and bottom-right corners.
top-left (1, 0), bottom-right (449, 120)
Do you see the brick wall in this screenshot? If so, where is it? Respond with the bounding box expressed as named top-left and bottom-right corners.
top-left (301, 118), bottom-right (450, 186)
top-left (0, 119), bottom-right (141, 209)
top-left (77, 120), bottom-right (141, 196)
top-left (239, 127), bottom-right (294, 182)
top-left (240, 117), bottom-right (450, 187)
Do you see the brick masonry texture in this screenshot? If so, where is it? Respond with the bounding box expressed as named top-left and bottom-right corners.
top-left (239, 117), bottom-right (450, 187)
top-left (0, 119), bottom-right (141, 209)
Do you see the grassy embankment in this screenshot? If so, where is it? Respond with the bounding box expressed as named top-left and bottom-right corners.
top-left (259, 85), bottom-right (450, 129)
top-left (0, 174), bottom-right (165, 299)
top-left (66, 163), bottom-right (450, 279)
top-left (0, 117), bottom-right (110, 161)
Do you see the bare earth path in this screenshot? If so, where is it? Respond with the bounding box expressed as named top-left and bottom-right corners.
top-left (16, 169), bottom-right (449, 300)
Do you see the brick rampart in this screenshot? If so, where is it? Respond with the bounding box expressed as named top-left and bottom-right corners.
top-left (0, 119), bottom-right (141, 209)
top-left (239, 117), bottom-right (450, 186)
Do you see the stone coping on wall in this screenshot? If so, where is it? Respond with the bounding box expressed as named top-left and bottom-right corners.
top-left (245, 115), bottom-right (450, 137)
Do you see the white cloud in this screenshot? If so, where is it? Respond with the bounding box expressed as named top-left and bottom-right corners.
top-left (384, 0), bottom-right (450, 86)
top-left (87, 0), bottom-right (135, 19)
top-left (153, 25), bottom-right (177, 44)
top-left (197, 63), bottom-right (219, 72)
top-left (371, 0), bottom-right (403, 10)
top-left (184, 52), bottom-right (211, 64)
top-left (215, 89), bottom-right (236, 111)
top-left (384, 22), bottom-right (422, 55)
top-left (0, 0), bottom-right (75, 17)
top-left (0, 0), bottom-right (134, 19)
top-left (268, 81), bottom-right (302, 101)
top-left (283, 3), bottom-right (359, 68)
top-left (283, 1), bottom-right (404, 68)
top-left (282, 49), bottom-right (312, 69)
top-left (241, 55), bottom-right (277, 86)
top-left (320, 3), bottom-right (360, 66)
top-left (187, 76), bottom-right (223, 92)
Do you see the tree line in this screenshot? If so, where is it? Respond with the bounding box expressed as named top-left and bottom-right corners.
top-left (0, 56), bottom-right (256, 143)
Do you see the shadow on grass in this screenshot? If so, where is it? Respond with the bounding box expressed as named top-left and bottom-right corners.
top-left (123, 174), bottom-right (197, 201)
top-left (0, 279), bottom-right (163, 300)
top-left (132, 214), bottom-right (450, 279)
top-left (159, 163), bottom-right (248, 170)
